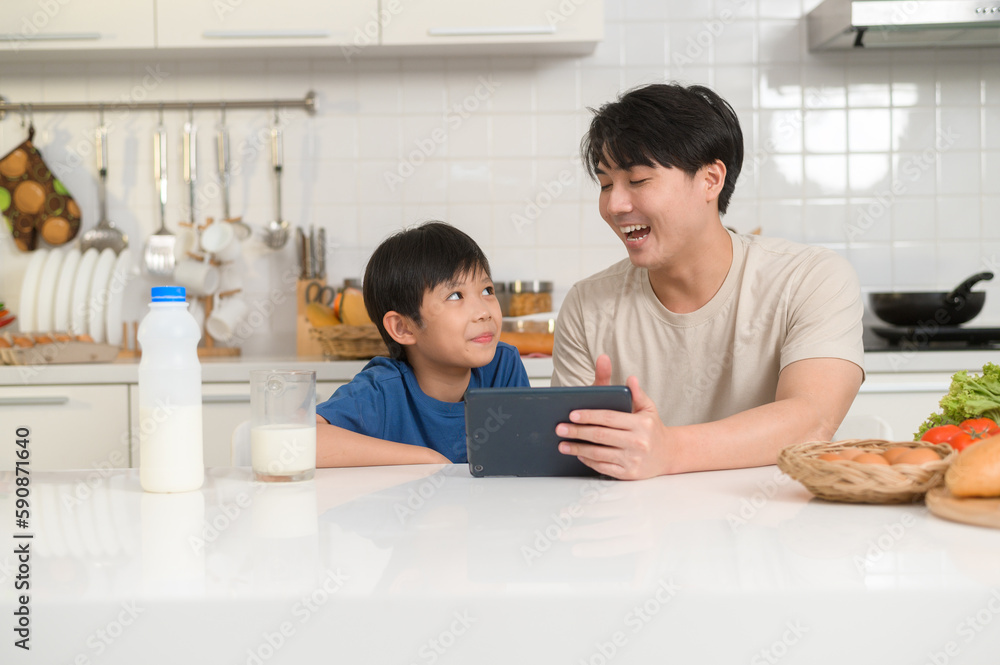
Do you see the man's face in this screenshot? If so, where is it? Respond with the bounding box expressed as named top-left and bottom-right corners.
top-left (596, 157), bottom-right (718, 271)
top-left (405, 269), bottom-right (502, 373)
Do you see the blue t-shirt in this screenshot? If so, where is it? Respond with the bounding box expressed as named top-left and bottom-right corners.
top-left (316, 342), bottom-right (529, 463)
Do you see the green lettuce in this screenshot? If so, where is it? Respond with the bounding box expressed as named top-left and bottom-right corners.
top-left (915, 362), bottom-right (1000, 439)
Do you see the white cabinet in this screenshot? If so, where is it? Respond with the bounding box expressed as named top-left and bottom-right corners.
top-left (156, 0), bottom-right (378, 48)
top-left (381, 0), bottom-right (603, 49)
top-left (0, 0), bottom-right (154, 51)
top-left (0, 385), bottom-right (130, 471)
top-left (839, 373), bottom-right (953, 442)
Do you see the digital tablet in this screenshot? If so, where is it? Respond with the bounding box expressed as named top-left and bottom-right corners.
top-left (464, 386), bottom-right (632, 477)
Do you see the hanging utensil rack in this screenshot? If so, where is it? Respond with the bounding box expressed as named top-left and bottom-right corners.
top-left (0, 90), bottom-right (317, 120)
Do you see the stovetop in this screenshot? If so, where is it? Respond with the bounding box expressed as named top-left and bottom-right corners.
top-left (864, 325), bottom-right (1000, 352)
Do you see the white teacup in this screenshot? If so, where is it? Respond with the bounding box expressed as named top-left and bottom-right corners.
top-left (206, 295), bottom-right (249, 342)
top-left (201, 222), bottom-right (241, 262)
top-left (173, 226), bottom-right (200, 263)
top-left (218, 263), bottom-right (243, 293)
top-left (174, 259), bottom-right (220, 296)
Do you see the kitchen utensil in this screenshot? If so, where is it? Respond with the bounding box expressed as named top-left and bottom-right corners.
top-left (79, 125), bottom-right (128, 255)
top-left (316, 226), bottom-right (326, 280)
top-left (183, 119), bottom-right (198, 227)
top-left (308, 226), bottom-right (318, 279)
top-left (263, 123), bottom-right (289, 249)
top-left (296, 226), bottom-right (307, 278)
top-left (869, 272), bottom-right (994, 327)
top-left (304, 281), bottom-right (336, 307)
top-left (17, 247), bottom-right (49, 332)
top-left (215, 121), bottom-right (252, 241)
top-left (144, 125), bottom-right (176, 277)
top-left (34, 247), bottom-right (65, 331)
top-left (926, 486), bottom-right (1000, 529)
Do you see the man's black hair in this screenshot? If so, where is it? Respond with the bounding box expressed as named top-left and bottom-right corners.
top-left (363, 221), bottom-right (492, 361)
top-left (581, 83), bottom-right (744, 214)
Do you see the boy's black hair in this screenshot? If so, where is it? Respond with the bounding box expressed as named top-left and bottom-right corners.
top-left (363, 221), bottom-right (492, 361)
top-left (581, 82), bottom-right (744, 214)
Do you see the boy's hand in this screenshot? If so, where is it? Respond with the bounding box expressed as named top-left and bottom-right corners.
top-left (557, 370), bottom-right (673, 480)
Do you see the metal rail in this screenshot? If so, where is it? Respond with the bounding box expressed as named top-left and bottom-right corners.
top-left (0, 90), bottom-right (317, 121)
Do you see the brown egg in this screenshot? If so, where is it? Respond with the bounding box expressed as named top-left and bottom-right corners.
top-left (838, 447), bottom-right (865, 460)
top-left (854, 453), bottom-right (890, 465)
top-left (882, 446), bottom-right (912, 464)
top-left (893, 448), bottom-right (941, 466)
top-left (817, 453), bottom-right (842, 462)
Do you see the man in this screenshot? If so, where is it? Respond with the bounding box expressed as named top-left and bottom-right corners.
top-left (552, 83), bottom-right (864, 480)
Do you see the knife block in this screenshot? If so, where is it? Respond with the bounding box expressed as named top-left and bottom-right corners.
top-left (296, 279), bottom-right (326, 357)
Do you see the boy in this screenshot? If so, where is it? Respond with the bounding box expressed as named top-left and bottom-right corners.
top-left (316, 222), bottom-right (529, 467)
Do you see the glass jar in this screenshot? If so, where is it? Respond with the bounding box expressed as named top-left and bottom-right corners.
top-left (507, 280), bottom-right (553, 317)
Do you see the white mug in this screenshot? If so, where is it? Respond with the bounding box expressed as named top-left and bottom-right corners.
top-left (174, 259), bottom-right (220, 296)
top-left (173, 226), bottom-right (199, 263)
top-left (218, 263), bottom-right (243, 293)
top-left (201, 221), bottom-right (241, 262)
top-left (206, 296), bottom-right (249, 343)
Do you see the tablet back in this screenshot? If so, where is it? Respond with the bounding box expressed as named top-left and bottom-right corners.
top-left (464, 386), bottom-right (632, 477)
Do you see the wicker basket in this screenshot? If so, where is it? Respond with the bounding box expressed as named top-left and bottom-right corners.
top-left (777, 439), bottom-right (957, 504)
top-left (310, 324), bottom-right (388, 360)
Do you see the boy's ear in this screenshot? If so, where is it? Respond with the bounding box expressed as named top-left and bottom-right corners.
top-left (382, 311), bottom-right (417, 347)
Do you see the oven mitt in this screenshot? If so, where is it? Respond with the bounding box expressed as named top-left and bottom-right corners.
top-left (0, 125), bottom-right (82, 252)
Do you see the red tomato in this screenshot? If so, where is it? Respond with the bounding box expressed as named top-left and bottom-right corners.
top-left (921, 425), bottom-right (963, 444)
top-left (959, 417), bottom-right (1000, 440)
top-left (948, 432), bottom-right (978, 452)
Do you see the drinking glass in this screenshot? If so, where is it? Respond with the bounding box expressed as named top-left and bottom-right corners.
top-left (250, 370), bottom-right (316, 482)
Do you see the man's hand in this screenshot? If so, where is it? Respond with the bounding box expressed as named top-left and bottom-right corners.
top-left (556, 374), bottom-right (672, 480)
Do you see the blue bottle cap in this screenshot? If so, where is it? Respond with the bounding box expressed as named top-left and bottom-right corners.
top-left (151, 286), bottom-right (187, 302)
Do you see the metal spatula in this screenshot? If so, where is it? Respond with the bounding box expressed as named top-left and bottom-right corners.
top-left (144, 124), bottom-right (175, 276)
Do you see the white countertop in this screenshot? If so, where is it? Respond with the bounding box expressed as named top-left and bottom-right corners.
top-left (2, 464), bottom-right (998, 664)
top-left (0, 351), bottom-right (996, 386)
top-left (0, 356), bottom-right (556, 385)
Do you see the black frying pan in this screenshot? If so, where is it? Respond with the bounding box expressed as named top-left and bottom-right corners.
top-left (869, 272), bottom-right (994, 327)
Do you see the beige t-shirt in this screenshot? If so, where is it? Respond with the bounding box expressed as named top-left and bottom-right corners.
top-left (551, 231), bottom-right (865, 426)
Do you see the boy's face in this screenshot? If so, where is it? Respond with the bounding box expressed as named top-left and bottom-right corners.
top-left (405, 268), bottom-right (502, 372)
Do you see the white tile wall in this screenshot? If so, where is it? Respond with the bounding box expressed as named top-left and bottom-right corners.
top-left (2, 0), bottom-right (1000, 356)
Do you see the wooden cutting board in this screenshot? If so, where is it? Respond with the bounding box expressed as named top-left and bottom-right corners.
top-left (926, 486), bottom-right (1000, 529)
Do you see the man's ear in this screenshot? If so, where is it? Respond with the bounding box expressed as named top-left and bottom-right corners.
top-left (702, 160), bottom-right (727, 203)
top-left (382, 311), bottom-right (417, 347)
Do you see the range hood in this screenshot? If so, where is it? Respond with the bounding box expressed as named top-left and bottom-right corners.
top-left (808, 0), bottom-right (1000, 50)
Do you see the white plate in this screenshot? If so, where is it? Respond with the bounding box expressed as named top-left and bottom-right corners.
top-left (104, 248), bottom-right (132, 347)
top-left (53, 247), bottom-right (81, 332)
top-left (70, 248), bottom-right (100, 336)
top-left (17, 248), bottom-right (49, 333)
top-left (87, 248), bottom-right (117, 343)
top-left (34, 248), bottom-right (66, 332)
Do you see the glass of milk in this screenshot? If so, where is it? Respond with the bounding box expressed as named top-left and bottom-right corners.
top-left (250, 370), bottom-right (317, 482)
